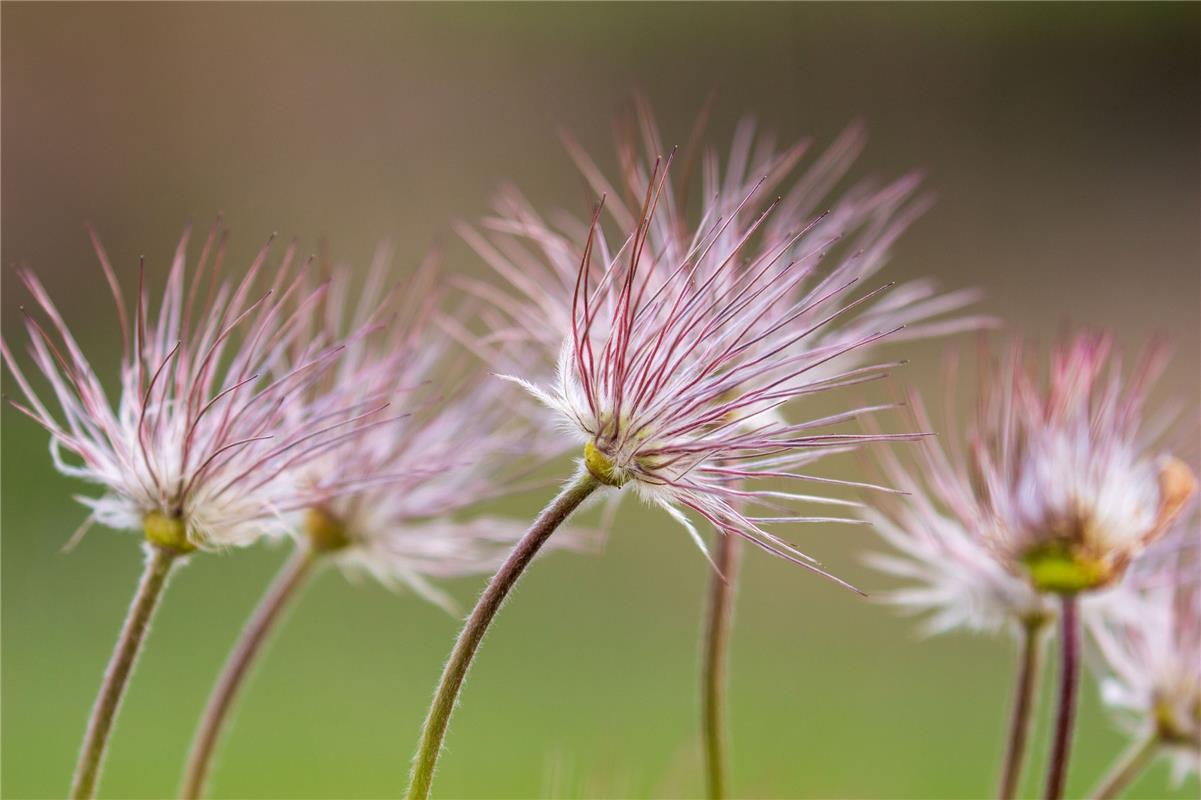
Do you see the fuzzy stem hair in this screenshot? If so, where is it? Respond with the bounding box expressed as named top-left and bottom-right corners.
top-left (71, 543), bottom-right (182, 799)
top-left (406, 472), bottom-right (600, 799)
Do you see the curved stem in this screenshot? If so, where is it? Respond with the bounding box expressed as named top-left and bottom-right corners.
top-left (71, 543), bottom-right (181, 799)
top-left (1044, 595), bottom-right (1080, 800)
top-left (406, 472), bottom-right (600, 800)
top-left (701, 532), bottom-right (741, 800)
top-left (998, 618), bottom-right (1047, 800)
top-left (181, 546), bottom-right (317, 799)
top-left (1090, 734), bottom-right (1160, 800)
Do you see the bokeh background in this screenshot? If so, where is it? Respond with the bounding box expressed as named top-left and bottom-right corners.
top-left (3, 3), bottom-right (1198, 799)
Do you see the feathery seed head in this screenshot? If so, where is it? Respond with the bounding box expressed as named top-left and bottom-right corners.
top-left (464, 103), bottom-right (992, 586)
top-left (986, 335), bottom-right (1195, 593)
top-left (2, 221), bottom-right (391, 551)
top-left (864, 334), bottom-right (1194, 638)
top-left (862, 400), bottom-right (1054, 636)
top-left (287, 254), bottom-right (590, 610)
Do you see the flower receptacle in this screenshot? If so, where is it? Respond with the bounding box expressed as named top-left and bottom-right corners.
top-left (584, 441), bottom-right (628, 487)
top-left (143, 511), bottom-right (195, 553)
top-left (305, 507), bottom-right (350, 553)
top-left (1154, 697), bottom-right (1201, 748)
top-left (1020, 542), bottom-right (1111, 594)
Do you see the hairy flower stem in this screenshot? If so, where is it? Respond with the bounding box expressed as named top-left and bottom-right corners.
top-left (1045, 595), bottom-right (1080, 800)
top-left (998, 617), bottom-right (1048, 800)
top-left (406, 472), bottom-right (600, 800)
top-left (1090, 735), bottom-right (1160, 800)
top-left (181, 547), bottom-right (317, 799)
top-left (71, 544), bottom-right (181, 799)
top-left (701, 532), bottom-right (741, 800)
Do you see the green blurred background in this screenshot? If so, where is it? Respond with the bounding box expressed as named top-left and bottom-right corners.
top-left (3, 3), bottom-right (1198, 798)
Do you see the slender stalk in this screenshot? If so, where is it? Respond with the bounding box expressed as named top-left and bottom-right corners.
top-left (1090, 735), bottom-right (1160, 800)
top-left (71, 543), bottom-right (181, 799)
top-left (998, 617), bottom-right (1048, 800)
top-left (406, 472), bottom-right (600, 800)
top-left (701, 531), bottom-right (741, 800)
top-left (181, 546), bottom-right (317, 799)
top-left (1044, 594), bottom-right (1080, 800)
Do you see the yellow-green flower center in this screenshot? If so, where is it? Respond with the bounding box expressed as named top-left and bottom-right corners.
top-left (584, 442), bottom-right (628, 487)
top-left (1153, 696), bottom-right (1201, 747)
top-left (143, 511), bottom-right (195, 553)
top-left (305, 507), bottom-right (350, 553)
top-left (1021, 542), bottom-right (1111, 594)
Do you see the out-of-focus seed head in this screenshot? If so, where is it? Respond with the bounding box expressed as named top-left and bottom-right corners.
top-left (983, 335), bottom-right (1196, 593)
top-left (285, 252), bottom-right (592, 611)
top-left (1087, 507), bottom-right (1201, 783)
top-left (863, 335), bottom-right (1194, 634)
top-left (862, 384), bottom-right (1054, 636)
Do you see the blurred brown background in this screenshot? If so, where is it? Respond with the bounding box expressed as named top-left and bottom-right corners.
top-left (3, 3), bottom-right (1198, 799)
